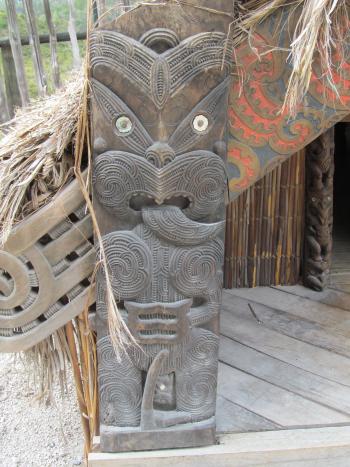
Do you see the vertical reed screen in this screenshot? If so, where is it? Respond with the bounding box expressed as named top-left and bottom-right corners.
top-left (224, 150), bottom-right (305, 288)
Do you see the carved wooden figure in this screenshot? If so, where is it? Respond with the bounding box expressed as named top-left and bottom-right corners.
top-left (304, 128), bottom-right (335, 291)
top-left (90, 2), bottom-right (232, 452)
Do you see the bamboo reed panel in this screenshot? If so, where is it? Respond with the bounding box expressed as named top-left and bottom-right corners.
top-left (224, 150), bottom-right (305, 289)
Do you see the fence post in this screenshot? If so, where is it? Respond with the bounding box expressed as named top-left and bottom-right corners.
top-left (67, 0), bottom-right (81, 69)
top-left (0, 73), bottom-right (10, 123)
top-left (1, 45), bottom-right (22, 117)
top-left (5, 0), bottom-right (30, 106)
top-left (23, 0), bottom-right (48, 96)
top-left (43, 0), bottom-right (60, 89)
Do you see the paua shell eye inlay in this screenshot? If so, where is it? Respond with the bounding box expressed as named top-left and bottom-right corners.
top-left (192, 115), bottom-right (209, 133)
top-left (115, 115), bottom-right (133, 134)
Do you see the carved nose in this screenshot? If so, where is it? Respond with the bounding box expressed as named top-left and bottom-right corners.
top-left (145, 143), bottom-right (175, 168)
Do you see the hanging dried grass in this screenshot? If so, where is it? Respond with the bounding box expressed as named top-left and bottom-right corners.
top-left (21, 327), bottom-right (71, 403)
top-left (235, 0), bottom-right (349, 114)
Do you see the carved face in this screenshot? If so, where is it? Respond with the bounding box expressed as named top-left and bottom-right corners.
top-left (90, 29), bottom-right (232, 228)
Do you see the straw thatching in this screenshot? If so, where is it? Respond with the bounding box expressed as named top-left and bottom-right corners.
top-left (0, 73), bottom-right (84, 246)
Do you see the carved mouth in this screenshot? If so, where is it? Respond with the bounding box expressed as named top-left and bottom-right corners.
top-left (140, 329), bottom-right (176, 336)
top-left (139, 312), bottom-right (176, 320)
top-left (129, 193), bottom-right (191, 211)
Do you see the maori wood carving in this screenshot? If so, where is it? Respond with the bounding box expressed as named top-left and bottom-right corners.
top-left (0, 176), bottom-right (94, 352)
top-left (304, 128), bottom-right (335, 291)
top-left (90, 3), bottom-right (232, 453)
top-left (227, 6), bottom-right (350, 197)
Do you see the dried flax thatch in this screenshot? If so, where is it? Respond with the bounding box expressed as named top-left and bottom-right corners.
top-left (0, 72), bottom-right (84, 245)
top-left (22, 327), bottom-right (72, 403)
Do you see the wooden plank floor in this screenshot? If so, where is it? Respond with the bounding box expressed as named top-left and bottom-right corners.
top-left (218, 284), bottom-right (350, 433)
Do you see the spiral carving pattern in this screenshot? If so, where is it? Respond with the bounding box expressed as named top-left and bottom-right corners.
top-left (100, 231), bottom-right (152, 299)
top-left (93, 152), bottom-right (143, 215)
top-left (98, 335), bottom-right (142, 426)
top-left (169, 239), bottom-right (224, 296)
top-left (92, 151), bottom-right (227, 219)
top-left (176, 329), bottom-right (218, 418)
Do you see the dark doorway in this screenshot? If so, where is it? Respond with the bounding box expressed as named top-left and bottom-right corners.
top-left (331, 122), bottom-right (350, 292)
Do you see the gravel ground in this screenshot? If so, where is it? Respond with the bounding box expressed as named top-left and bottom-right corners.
top-left (0, 353), bottom-right (84, 467)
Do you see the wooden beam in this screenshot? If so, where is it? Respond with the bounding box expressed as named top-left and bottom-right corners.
top-left (0, 31), bottom-right (87, 48)
top-left (88, 426), bottom-right (350, 466)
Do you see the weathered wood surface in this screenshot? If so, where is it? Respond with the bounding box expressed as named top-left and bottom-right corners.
top-left (90, 282), bottom-right (350, 465)
top-left (0, 73), bottom-right (10, 123)
top-left (303, 128), bottom-right (335, 291)
top-left (88, 426), bottom-right (350, 466)
top-left (218, 285), bottom-right (350, 432)
top-left (5, 0), bottom-right (30, 106)
top-left (1, 44), bottom-right (21, 116)
top-left (0, 175), bottom-right (94, 352)
top-left (91, 1), bottom-right (232, 452)
top-left (43, 0), bottom-right (60, 89)
top-left (67, 0), bottom-right (81, 69)
top-left (23, 0), bottom-right (47, 96)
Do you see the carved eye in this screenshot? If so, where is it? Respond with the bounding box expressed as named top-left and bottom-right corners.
top-left (192, 114), bottom-right (209, 133)
top-left (115, 115), bottom-right (133, 134)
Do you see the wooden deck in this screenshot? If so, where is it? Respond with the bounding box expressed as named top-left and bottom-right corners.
top-left (218, 285), bottom-right (350, 433)
top-left (90, 284), bottom-right (350, 465)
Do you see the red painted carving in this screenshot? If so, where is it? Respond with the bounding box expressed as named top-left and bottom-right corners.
top-left (227, 23), bottom-right (350, 197)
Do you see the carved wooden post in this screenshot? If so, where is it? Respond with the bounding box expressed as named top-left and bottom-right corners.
top-left (304, 128), bottom-right (335, 291)
top-left (90, 2), bottom-right (232, 452)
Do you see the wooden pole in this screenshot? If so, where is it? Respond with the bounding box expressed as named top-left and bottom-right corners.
top-left (23, 0), bottom-right (47, 97)
top-left (5, 0), bottom-right (30, 106)
top-left (67, 0), bottom-right (82, 69)
top-left (0, 73), bottom-right (10, 123)
top-left (96, 0), bottom-right (107, 17)
top-left (43, 0), bottom-right (60, 89)
top-left (1, 45), bottom-right (21, 116)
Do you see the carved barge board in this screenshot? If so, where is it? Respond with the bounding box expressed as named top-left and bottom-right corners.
top-left (90, 1), bottom-right (232, 453)
top-left (0, 174), bottom-right (94, 352)
top-left (227, 4), bottom-right (350, 197)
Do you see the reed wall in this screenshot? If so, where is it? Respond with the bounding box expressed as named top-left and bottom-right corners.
top-left (224, 150), bottom-right (305, 288)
